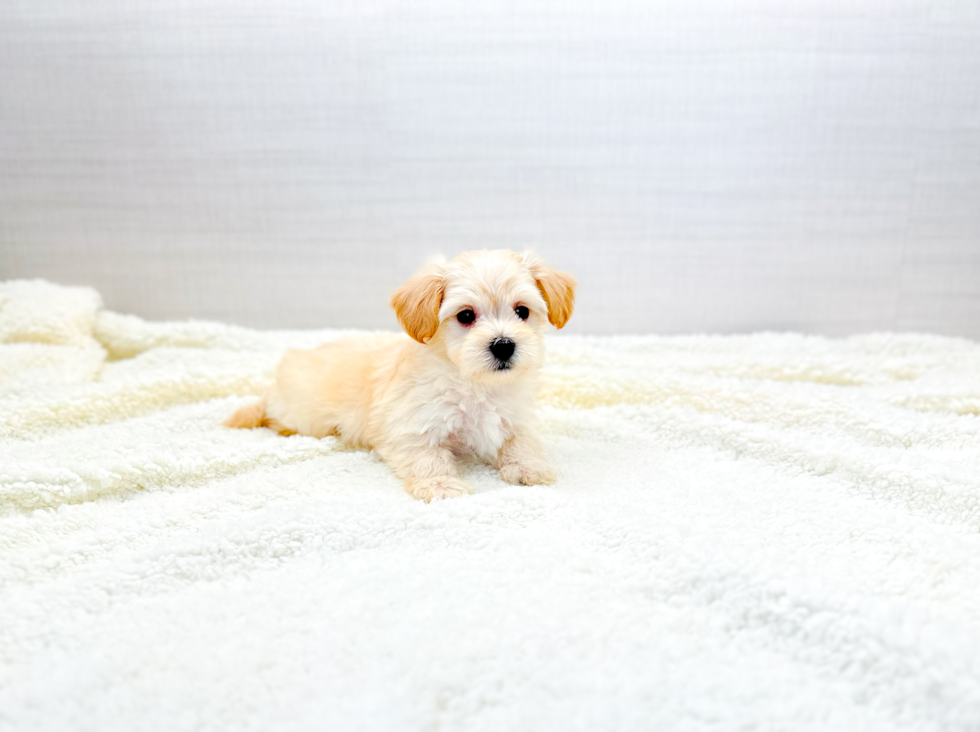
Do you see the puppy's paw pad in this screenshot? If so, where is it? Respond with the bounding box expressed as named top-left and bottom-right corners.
top-left (499, 460), bottom-right (557, 486)
top-left (409, 477), bottom-right (472, 502)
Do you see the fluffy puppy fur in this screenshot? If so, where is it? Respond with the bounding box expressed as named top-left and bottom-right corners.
top-left (225, 249), bottom-right (575, 501)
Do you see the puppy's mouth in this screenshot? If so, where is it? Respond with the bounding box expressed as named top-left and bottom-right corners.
top-left (493, 361), bottom-right (513, 372)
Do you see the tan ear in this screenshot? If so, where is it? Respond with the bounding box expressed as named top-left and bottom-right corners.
top-left (390, 266), bottom-right (445, 343)
top-left (532, 263), bottom-right (576, 329)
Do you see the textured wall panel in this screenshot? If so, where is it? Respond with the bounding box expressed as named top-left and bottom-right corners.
top-left (1, 0), bottom-right (978, 335)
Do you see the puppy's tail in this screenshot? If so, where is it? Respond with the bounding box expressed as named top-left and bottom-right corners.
top-left (224, 399), bottom-right (267, 429)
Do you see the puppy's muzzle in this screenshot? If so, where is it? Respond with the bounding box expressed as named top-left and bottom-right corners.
top-left (489, 338), bottom-right (516, 368)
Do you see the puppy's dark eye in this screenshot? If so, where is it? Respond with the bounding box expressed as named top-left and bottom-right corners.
top-left (515, 305), bottom-right (530, 321)
top-left (456, 309), bottom-right (476, 325)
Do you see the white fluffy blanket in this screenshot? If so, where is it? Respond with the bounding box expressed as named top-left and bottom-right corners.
top-left (2, 280), bottom-right (979, 731)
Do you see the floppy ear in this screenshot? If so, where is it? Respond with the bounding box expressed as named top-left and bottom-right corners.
top-left (390, 266), bottom-right (445, 343)
top-left (530, 262), bottom-right (576, 329)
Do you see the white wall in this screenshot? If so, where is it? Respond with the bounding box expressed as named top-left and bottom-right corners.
top-left (2, 0), bottom-right (979, 336)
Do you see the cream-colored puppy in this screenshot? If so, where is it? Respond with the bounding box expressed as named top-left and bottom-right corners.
top-left (225, 249), bottom-right (575, 501)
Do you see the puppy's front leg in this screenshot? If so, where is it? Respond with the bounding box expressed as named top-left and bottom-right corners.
top-left (495, 429), bottom-right (557, 486)
top-left (384, 442), bottom-right (472, 502)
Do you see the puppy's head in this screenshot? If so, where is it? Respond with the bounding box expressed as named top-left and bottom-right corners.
top-left (391, 250), bottom-right (575, 382)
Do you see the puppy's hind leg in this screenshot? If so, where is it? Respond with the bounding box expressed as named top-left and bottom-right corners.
top-left (225, 399), bottom-right (266, 429)
top-left (224, 399), bottom-right (297, 436)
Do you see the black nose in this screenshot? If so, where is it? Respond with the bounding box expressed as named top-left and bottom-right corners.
top-left (489, 338), bottom-right (516, 363)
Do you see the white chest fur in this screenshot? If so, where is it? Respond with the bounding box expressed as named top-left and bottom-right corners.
top-left (407, 377), bottom-right (527, 460)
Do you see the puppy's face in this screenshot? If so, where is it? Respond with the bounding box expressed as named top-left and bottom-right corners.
top-left (391, 250), bottom-right (575, 383)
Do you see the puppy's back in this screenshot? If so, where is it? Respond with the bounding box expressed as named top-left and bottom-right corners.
top-left (265, 334), bottom-right (408, 446)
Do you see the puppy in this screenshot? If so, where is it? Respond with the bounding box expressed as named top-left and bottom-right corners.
top-left (225, 249), bottom-right (575, 501)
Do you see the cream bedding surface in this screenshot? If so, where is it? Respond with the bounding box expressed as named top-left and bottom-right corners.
top-left (1, 280), bottom-right (979, 731)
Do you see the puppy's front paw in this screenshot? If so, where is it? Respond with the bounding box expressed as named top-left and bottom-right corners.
top-left (499, 459), bottom-right (557, 486)
top-left (406, 476), bottom-right (472, 503)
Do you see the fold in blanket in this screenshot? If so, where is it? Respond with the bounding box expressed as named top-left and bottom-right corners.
top-left (1, 279), bottom-right (979, 731)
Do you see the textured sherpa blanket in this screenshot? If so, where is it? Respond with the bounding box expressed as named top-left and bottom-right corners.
top-left (2, 280), bottom-right (980, 732)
